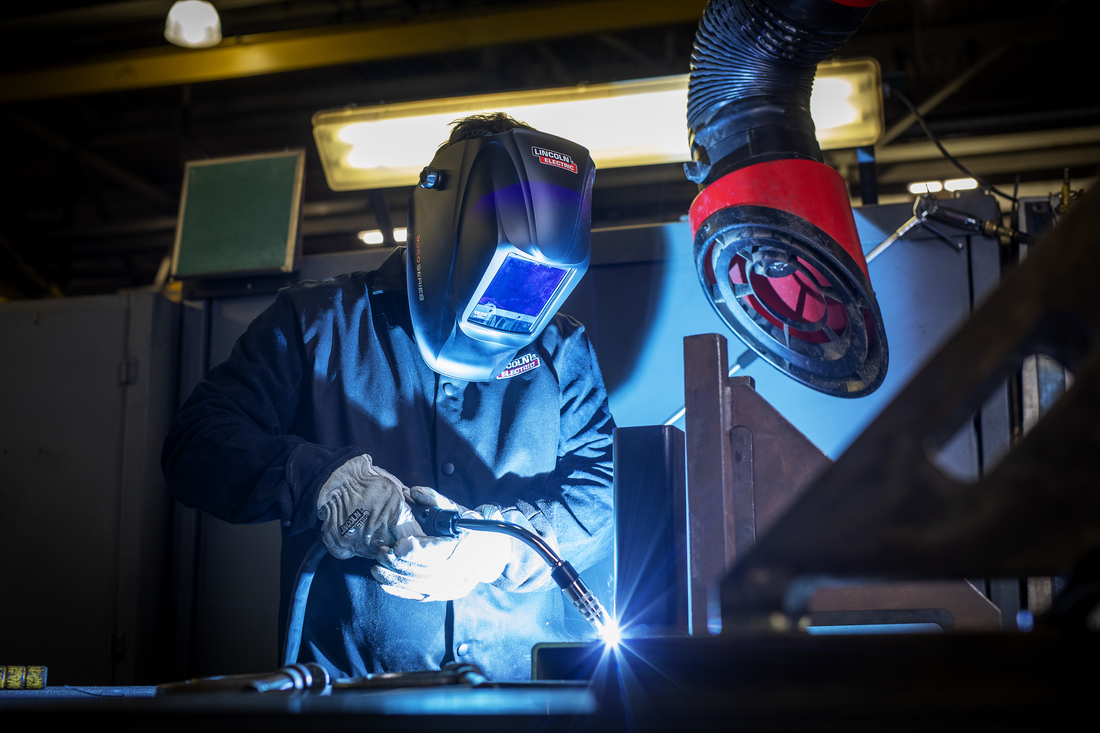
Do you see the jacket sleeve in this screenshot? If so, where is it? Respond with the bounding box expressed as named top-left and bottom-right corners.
top-left (492, 321), bottom-right (615, 592)
top-left (162, 291), bottom-right (360, 534)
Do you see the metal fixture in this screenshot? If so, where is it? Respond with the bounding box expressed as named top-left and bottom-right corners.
top-left (869, 193), bottom-right (1028, 263)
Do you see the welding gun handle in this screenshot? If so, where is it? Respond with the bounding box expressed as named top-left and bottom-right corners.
top-left (411, 505), bottom-right (460, 537)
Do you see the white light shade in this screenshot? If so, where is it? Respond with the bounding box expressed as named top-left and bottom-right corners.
top-left (945, 177), bottom-right (978, 191)
top-left (165, 1), bottom-right (222, 49)
top-left (313, 58), bottom-right (884, 191)
top-left (811, 58), bottom-right (884, 150)
top-left (358, 228), bottom-right (408, 244)
top-left (908, 181), bottom-right (944, 194)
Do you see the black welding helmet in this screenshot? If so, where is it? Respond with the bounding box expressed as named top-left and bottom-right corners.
top-left (406, 127), bottom-right (595, 381)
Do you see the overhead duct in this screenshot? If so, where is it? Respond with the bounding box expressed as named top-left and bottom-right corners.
top-left (686, 0), bottom-right (887, 398)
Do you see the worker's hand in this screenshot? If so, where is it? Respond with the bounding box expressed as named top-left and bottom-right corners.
top-left (371, 486), bottom-right (510, 602)
top-left (316, 454), bottom-right (425, 561)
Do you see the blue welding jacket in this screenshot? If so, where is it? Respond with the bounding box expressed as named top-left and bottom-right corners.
top-left (162, 248), bottom-right (615, 681)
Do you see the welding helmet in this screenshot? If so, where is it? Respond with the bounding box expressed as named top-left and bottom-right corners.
top-left (406, 127), bottom-right (595, 381)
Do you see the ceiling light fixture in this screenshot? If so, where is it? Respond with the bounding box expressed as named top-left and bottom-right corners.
top-left (944, 177), bottom-right (978, 191)
top-left (908, 181), bottom-right (944, 194)
top-left (357, 228), bottom-right (407, 245)
top-left (358, 230), bottom-right (384, 245)
top-left (313, 58), bottom-right (883, 191)
top-left (165, 0), bottom-right (222, 49)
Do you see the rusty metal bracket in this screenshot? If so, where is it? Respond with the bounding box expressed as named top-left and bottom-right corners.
top-left (686, 334), bottom-right (1006, 634)
top-left (684, 334), bottom-right (832, 634)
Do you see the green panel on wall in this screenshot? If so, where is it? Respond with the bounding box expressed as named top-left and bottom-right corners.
top-left (172, 151), bottom-right (304, 279)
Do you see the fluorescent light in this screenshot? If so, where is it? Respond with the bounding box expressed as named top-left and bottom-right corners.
top-left (908, 181), bottom-right (943, 194)
top-left (945, 177), bottom-right (978, 191)
top-left (164, 1), bottom-right (222, 49)
top-left (358, 228), bottom-right (407, 244)
top-left (313, 59), bottom-right (884, 191)
top-left (810, 77), bottom-right (859, 129)
top-left (811, 58), bottom-right (884, 149)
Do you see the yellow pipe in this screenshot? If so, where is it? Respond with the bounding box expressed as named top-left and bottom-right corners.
top-left (0, 0), bottom-right (704, 103)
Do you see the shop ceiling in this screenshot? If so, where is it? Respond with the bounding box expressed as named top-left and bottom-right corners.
top-left (0, 0), bottom-right (1097, 298)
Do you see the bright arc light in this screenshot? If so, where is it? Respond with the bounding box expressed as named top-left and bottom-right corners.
top-left (393, 227), bottom-right (408, 243)
top-left (908, 180), bottom-right (944, 195)
top-left (945, 177), bottom-right (978, 191)
top-left (165, 1), bottom-right (222, 49)
top-left (599, 618), bottom-right (623, 649)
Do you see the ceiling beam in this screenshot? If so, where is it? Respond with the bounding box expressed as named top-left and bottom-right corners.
top-left (875, 0), bottom-right (1076, 148)
top-left (0, 0), bottom-right (704, 104)
top-left (2, 110), bottom-right (172, 207)
top-left (876, 126), bottom-right (1100, 164)
top-left (877, 145), bottom-right (1100, 184)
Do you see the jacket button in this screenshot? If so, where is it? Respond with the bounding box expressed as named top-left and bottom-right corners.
top-left (443, 382), bottom-right (455, 396)
top-left (442, 462), bottom-right (455, 475)
top-left (457, 643), bottom-right (469, 656)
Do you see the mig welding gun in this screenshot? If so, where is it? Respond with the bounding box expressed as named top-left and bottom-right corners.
top-left (283, 503), bottom-right (615, 667)
top-left (411, 504), bottom-right (613, 638)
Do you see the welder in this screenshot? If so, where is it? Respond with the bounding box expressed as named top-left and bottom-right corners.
top-left (161, 113), bottom-right (615, 681)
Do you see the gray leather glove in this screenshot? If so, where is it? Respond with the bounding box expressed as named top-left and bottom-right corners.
top-left (317, 454), bottom-right (423, 560)
top-left (371, 486), bottom-right (510, 601)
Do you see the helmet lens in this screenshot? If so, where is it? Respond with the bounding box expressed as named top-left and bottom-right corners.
top-left (468, 254), bottom-right (570, 334)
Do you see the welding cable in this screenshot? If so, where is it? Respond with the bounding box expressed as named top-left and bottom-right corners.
top-left (885, 84), bottom-right (1019, 203)
top-left (283, 539), bottom-right (328, 667)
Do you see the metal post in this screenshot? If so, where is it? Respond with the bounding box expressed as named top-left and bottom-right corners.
top-left (683, 334), bottom-right (736, 635)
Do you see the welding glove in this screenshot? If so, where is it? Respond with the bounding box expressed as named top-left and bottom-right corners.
top-left (371, 486), bottom-right (511, 602)
top-left (317, 454), bottom-right (425, 561)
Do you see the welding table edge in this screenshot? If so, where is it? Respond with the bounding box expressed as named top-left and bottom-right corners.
top-left (0, 682), bottom-right (597, 721)
top-left (531, 632), bottom-right (1097, 722)
top-left (2, 633), bottom-right (1095, 729)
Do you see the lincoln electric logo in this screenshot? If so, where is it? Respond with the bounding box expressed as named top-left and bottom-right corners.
top-left (340, 508), bottom-right (367, 536)
top-left (531, 146), bottom-right (577, 174)
top-left (496, 354), bottom-right (541, 379)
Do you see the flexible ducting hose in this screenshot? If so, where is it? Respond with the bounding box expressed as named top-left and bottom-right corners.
top-left (686, 0), bottom-right (888, 398)
top-left (686, 0), bottom-right (875, 186)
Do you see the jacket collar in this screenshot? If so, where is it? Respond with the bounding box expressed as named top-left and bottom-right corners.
top-left (370, 247), bottom-right (407, 294)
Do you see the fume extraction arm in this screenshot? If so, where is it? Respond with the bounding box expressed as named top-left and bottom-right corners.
top-left (687, 0), bottom-right (888, 398)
